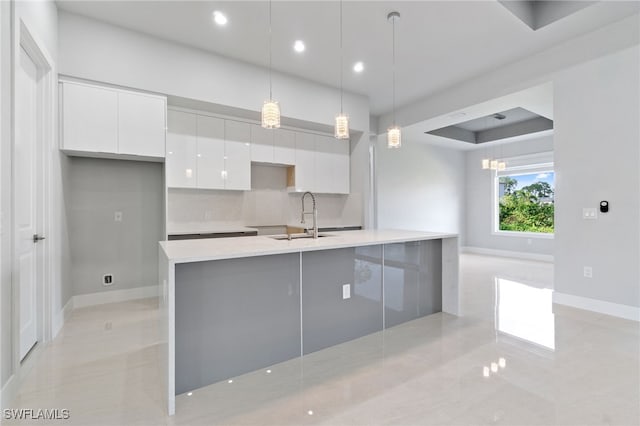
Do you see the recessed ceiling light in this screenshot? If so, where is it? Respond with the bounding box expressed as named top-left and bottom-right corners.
top-left (353, 61), bottom-right (364, 73)
top-left (213, 11), bottom-right (228, 26)
top-left (293, 40), bottom-right (305, 53)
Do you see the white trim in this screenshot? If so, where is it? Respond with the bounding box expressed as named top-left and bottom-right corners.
top-left (462, 246), bottom-right (554, 263)
top-left (492, 230), bottom-right (554, 239)
top-left (72, 285), bottom-right (159, 309)
top-left (51, 298), bottom-right (73, 339)
top-left (553, 292), bottom-right (640, 322)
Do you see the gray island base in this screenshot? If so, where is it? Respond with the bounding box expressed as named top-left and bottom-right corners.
top-left (159, 229), bottom-right (459, 415)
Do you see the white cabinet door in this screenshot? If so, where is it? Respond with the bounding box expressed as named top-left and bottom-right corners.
top-left (292, 132), bottom-right (315, 192)
top-left (332, 138), bottom-right (350, 194)
top-left (166, 110), bottom-right (197, 188)
top-left (61, 82), bottom-right (118, 153)
top-left (274, 128), bottom-right (295, 165)
top-left (196, 115), bottom-right (225, 189)
top-left (224, 120), bottom-right (251, 190)
top-left (314, 135), bottom-right (334, 193)
top-left (250, 124), bottom-right (274, 163)
top-left (118, 91), bottom-right (166, 157)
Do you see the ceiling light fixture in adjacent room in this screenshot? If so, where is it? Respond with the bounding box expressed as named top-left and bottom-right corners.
top-left (353, 61), bottom-right (364, 73)
top-left (387, 11), bottom-right (401, 149)
top-left (262, 0), bottom-right (281, 129)
top-left (335, 0), bottom-right (349, 140)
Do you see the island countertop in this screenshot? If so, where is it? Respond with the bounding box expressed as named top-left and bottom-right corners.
top-left (160, 229), bottom-right (457, 264)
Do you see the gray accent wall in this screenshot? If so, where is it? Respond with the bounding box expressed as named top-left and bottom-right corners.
top-left (464, 135), bottom-right (554, 255)
top-left (67, 157), bottom-right (163, 296)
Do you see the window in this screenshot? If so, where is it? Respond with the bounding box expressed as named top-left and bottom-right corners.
top-left (495, 153), bottom-right (554, 236)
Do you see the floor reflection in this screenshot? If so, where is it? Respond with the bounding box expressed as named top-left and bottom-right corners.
top-left (495, 277), bottom-right (555, 350)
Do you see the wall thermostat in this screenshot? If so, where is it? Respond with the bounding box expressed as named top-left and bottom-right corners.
top-left (599, 201), bottom-right (609, 213)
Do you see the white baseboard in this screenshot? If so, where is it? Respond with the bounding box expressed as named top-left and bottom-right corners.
top-left (52, 297), bottom-right (74, 339)
top-left (553, 291), bottom-right (640, 321)
top-left (73, 285), bottom-right (159, 309)
top-left (462, 246), bottom-right (554, 262)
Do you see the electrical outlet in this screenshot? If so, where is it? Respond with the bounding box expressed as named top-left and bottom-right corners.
top-left (103, 274), bottom-right (114, 286)
top-left (114, 211), bottom-right (123, 222)
top-left (583, 267), bottom-right (593, 278)
top-left (342, 284), bottom-right (351, 300)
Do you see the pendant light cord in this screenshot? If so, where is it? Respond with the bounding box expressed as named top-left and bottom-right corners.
top-left (269, 0), bottom-right (273, 101)
top-left (392, 15), bottom-right (396, 127)
top-left (340, 0), bottom-right (343, 114)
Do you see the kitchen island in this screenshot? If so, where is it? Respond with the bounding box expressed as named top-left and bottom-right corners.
top-left (159, 229), bottom-right (459, 415)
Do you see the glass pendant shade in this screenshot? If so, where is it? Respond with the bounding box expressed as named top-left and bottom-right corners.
top-left (498, 161), bottom-right (506, 171)
top-left (261, 100), bottom-right (280, 129)
top-left (387, 126), bottom-right (401, 148)
top-left (335, 114), bottom-right (349, 139)
top-left (490, 160), bottom-right (498, 170)
top-left (482, 159), bottom-right (490, 169)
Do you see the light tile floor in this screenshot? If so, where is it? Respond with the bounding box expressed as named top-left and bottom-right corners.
top-left (6, 254), bottom-right (639, 425)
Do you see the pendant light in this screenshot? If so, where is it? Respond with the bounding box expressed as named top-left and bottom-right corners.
top-left (387, 11), bottom-right (401, 149)
top-left (335, 0), bottom-right (349, 139)
top-left (262, 0), bottom-right (280, 129)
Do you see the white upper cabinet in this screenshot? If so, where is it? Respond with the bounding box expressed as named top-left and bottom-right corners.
top-left (224, 121), bottom-right (251, 191)
top-left (251, 126), bottom-right (295, 166)
top-left (166, 111), bottom-right (251, 191)
top-left (274, 129), bottom-right (295, 165)
top-left (315, 135), bottom-right (350, 194)
top-left (60, 80), bottom-right (166, 160)
top-left (196, 115), bottom-right (225, 189)
top-left (250, 124), bottom-right (274, 163)
top-left (288, 132), bottom-right (349, 194)
top-left (118, 91), bottom-right (166, 157)
top-left (61, 82), bottom-right (118, 153)
top-left (166, 110), bottom-right (197, 188)
top-left (290, 132), bottom-right (316, 192)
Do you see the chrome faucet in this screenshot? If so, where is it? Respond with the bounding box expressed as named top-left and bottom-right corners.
top-left (300, 191), bottom-right (318, 239)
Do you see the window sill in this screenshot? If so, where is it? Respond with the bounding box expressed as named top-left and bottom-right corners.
top-left (492, 231), bottom-right (554, 239)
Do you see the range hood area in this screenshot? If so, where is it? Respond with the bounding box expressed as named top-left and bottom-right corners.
top-left (425, 107), bottom-right (553, 145)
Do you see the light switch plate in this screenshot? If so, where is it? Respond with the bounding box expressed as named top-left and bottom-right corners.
top-left (342, 284), bottom-right (351, 300)
top-left (114, 211), bottom-right (123, 222)
top-left (582, 208), bottom-right (597, 220)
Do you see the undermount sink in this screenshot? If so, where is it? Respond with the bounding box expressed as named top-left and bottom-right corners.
top-left (269, 233), bottom-right (331, 241)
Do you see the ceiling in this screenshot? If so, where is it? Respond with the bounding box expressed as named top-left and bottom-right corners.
top-left (56, 1), bottom-right (640, 116)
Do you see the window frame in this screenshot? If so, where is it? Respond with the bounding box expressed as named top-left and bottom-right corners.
top-left (492, 154), bottom-right (555, 239)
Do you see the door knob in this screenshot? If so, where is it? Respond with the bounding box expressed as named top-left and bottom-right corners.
top-left (33, 234), bottom-right (46, 243)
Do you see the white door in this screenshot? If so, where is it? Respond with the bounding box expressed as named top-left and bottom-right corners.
top-left (15, 47), bottom-right (42, 361)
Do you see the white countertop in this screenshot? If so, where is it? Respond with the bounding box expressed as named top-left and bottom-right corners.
top-left (160, 229), bottom-right (457, 263)
top-left (167, 223), bottom-right (258, 236)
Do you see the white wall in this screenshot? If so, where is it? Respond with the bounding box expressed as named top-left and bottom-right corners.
top-left (465, 135), bottom-right (554, 255)
top-left (554, 46), bottom-right (639, 310)
top-left (376, 135), bottom-right (465, 236)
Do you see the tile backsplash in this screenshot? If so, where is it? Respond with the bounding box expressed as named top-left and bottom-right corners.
top-left (168, 164), bottom-right (362, 229)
